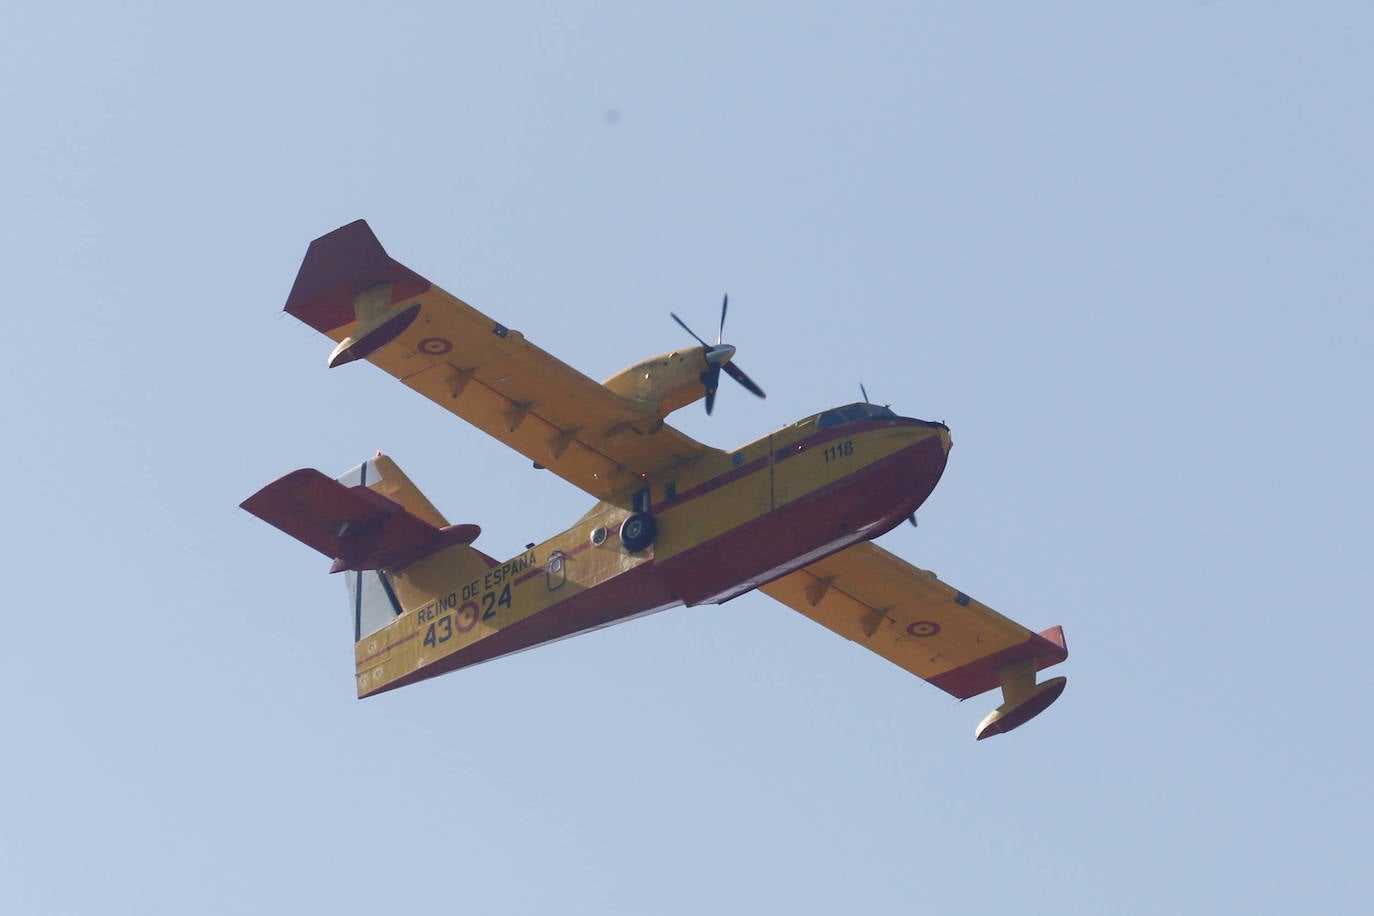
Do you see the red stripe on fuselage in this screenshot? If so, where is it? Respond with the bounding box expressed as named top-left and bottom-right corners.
top-left (652, 417), bottom-right (941, 514)
top-left (658, 431), bottom-right (948, 605)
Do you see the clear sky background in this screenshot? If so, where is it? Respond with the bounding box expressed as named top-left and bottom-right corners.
top-left (3, 2), bottom-right (1370, 913)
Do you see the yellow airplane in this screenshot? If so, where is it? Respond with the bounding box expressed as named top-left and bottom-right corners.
top-left (242, 220), bottom-right (1068, 740)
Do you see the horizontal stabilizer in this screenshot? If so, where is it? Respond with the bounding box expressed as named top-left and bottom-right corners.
top-left (241, 469), bottom-right (478, 572)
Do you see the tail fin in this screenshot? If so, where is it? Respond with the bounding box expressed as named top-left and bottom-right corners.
top-left (337, 455), bottom-right (462, 640)
top-left (341, 454), bottom-right (447, 527)
top-left (241, 454), bottom-right (479, 641)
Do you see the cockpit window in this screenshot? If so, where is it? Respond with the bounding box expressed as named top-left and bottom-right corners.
top-left (840, 405), bottom-right (870, 422)
top-left (817, 410), bottom-right (845, 429)
top-left (821, 403), bottom-right (897, 428)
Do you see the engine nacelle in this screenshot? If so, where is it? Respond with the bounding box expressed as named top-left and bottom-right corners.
top-left (602, 346), bottom-right (710, 418)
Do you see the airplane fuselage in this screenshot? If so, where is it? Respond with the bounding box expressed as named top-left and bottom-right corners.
top-left (357, 405), bottom-right (951, 697)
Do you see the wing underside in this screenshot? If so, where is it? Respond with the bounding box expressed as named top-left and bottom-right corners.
top-left (760, 542), bottom-right (1068, 738)
top-left (283, 220), bottom-right (711, 499)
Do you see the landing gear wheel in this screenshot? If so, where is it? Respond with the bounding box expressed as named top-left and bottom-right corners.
top-left (619, 513), bottom-right (656, 554)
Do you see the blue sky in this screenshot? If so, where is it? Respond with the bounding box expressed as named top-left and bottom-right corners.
top-left (3, 2), bottom-right (1370, 913)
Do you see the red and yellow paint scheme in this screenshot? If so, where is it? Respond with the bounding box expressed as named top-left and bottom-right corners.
top-left (242, 220), bottom-right (1068, 740)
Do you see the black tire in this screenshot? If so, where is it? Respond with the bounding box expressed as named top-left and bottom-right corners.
top-left (619, 512), bottom-right (656, 553)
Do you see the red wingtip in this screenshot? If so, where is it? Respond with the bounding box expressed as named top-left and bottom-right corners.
top-left (284, 220), bottom-right (430, 334)
top-left (1038, 625), bottom-right (1067, 654)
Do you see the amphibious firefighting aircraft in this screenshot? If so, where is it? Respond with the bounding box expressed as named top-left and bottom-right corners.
top-left (242, 220), bottom-right (1068, 740)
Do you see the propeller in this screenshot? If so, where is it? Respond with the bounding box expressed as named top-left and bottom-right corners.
top-left (670, 294), bottom-right (766, 414)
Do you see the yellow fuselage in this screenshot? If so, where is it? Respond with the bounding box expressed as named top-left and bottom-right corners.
top-left (355, 408), bottom-right (951, 697)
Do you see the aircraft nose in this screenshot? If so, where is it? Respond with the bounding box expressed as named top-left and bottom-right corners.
top-left (936, 424), bottom-right (952, 454)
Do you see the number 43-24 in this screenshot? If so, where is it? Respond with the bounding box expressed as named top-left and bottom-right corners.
top-left (423, 584), bottom-right (511, 648)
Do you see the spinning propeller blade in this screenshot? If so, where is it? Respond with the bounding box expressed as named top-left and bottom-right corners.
top-left (671, 294), bottom-right (766, 414)
top-left (703, 367), bottom-right (720, 414)
top-left (723, 361), bottom-right (764, 398)
top-left (671, 311), bottom-right (709, 348)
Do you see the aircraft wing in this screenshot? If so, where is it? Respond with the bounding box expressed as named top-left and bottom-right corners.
top-left (283, 220), bottom-right (711, 499)
top-left (759, 541), bottom-right (1068, 738)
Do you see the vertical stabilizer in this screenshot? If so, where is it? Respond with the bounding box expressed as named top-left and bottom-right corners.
top-left (336, 455), bottom-right (444, 641)
top-left (342, 454), bottom-right (448, 527)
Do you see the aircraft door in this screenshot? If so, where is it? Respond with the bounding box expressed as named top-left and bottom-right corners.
top-left (768, 433), bottom-right (779, 509)
top-left (770, 430), bottom-right (811, 510)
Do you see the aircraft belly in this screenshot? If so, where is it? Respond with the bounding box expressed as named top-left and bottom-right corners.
top-left (659, 434), bottom-right (947, 605)
top-left (360, 559), bottom-right (681, 696)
